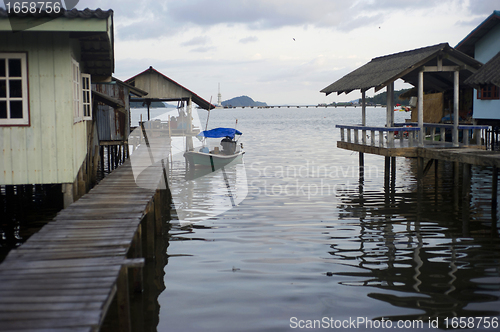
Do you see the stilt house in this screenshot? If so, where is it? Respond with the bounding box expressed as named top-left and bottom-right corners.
top-left (456, 10), bottom-right (500, 125)
top-left (0, 8), bottom-right (114, 206)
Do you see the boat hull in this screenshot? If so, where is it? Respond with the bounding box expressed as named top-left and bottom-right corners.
top-left (184, 151), bottom-right (244, 170)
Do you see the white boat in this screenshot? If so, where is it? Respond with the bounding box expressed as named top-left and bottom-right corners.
top-left (184, 127), bottom-right (244, 171)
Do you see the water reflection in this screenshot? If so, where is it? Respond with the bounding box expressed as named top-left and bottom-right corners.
top-left (153, 107), bottom-right (500, 331)
top-left (334, 158), bottom-right (500, 326)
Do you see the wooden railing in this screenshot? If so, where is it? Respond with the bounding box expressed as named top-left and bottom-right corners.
top-left (336, 123), bottom-right (490, 148)
top-left (395, 123), bottom-right (489, 147)
top-left (336, 124), bottom-right (421, 148)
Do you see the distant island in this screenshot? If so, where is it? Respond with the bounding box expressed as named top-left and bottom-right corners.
top-left (130, 101), bottom-right (176, 108)
top-left (222, 96), bottom-right (267, 108)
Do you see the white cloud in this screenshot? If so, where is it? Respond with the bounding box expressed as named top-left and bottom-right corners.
top-left (81, 0), bottom-right (499, 104)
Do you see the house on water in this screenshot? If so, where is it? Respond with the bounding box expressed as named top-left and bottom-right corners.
top-left (456, 10), bottom-right (500, 126)
top-left (93, 77), bottom-right (148, 174)
top-left (126, 66), bottom-right (214, 125)
top-left (0, 8), bottom-right (114, 207)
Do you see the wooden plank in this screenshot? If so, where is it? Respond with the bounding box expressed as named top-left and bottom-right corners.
top-left (337, 141), bottom-right (418, 157)
top-left (0, 270), bottom-right (120, 280)
top-left (0, 295), bottom-right (109, 304)
top-left (0, 265), bottom-right (122, 275)
top-left (0, 277), bottom-right (116, 290)
top-left (0, 257), bottom-right (143, 270)
top-left (0, 302), bottom-right (103, 312)
top-left (0, 310), bottom-right (102, 321)
top-left (0, 328), bottom-right (91, 332)
top-left (0, 287), bottom-right (112, 297)
top-left (54, 212), bottom-right (145, 220)
top-left (0, 317), bottom-right (100, 330)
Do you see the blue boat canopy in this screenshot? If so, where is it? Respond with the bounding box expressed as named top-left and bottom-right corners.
top-left (197, 127), bottom-right (242, 139)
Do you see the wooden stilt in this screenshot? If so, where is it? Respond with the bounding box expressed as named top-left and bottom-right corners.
top-left (130, 226), bottom-right (144, 294)
top-left (462, 164), bottom-right (471, 236)
top-left (146, 208), bottom-right (155, 261)
top-left (359, 152), bottom-right (364, 180)
top-left (390, 156), bottom-right (396, 192)
top-left (492, 167), bottom-right (498, 227)
top-left (417, 157), bottom-right (424, 187)
top-left (117, 266), bottom-right (131, 332)
top-left (384, 157), bottom-right (390, 191)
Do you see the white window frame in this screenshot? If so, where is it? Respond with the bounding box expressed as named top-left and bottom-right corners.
top-left (0, 52), bottom-right (29, 126)
top-left (72, 58), bottom-right (82, 123)
top-left (82, 73), bottom-right (92, 120)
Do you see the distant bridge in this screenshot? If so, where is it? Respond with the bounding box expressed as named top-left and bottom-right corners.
top-left (221, 104), bottom-right (384, 109)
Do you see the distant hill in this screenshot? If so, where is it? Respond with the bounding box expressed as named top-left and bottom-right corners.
top-left (222, 96), bottom-right (267, 107)
top-left (363, 88), bottom-right (412, 106)
top-left (130, 101), bottom-right (176, 108)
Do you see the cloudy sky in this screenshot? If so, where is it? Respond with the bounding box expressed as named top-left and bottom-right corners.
top-left (14, 1), bottom-right (500, 104)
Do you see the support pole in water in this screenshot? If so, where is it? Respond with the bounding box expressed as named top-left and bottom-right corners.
top-left (492, 167), bottom-right (498, 226)
top-left (391, 156), bottom-right (396, 193)
top-left (360, 89), bottom-right (366, 181)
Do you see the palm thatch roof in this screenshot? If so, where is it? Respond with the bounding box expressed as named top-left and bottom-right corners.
top-left (321, 43), bottom-right (482, 96)
top-left (464, 51), bottom-right (500, 88)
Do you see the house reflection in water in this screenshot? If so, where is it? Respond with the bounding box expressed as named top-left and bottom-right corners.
top-left (331, 159), bottom-right (500, 327)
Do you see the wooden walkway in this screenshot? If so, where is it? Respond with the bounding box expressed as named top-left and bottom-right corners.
top-left (0, 156), bottom-right (170, 331)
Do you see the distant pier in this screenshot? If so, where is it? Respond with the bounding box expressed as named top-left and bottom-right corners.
top-left (221, 104), bottom-right (382, 109)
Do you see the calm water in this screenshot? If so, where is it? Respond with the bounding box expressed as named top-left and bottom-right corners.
top-left (149, 107), bottom-right (500, 331)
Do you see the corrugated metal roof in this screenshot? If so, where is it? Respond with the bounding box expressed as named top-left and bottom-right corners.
top-left (320, 43), bottom-right (482, 96)
top-left (0, 8), bottom-right (113, 19)
top-left (465, 51), bottom-right (500, 88)
top-left (455, 10), bottom-right (500, 57)
top-left (0, 7), bottom-right (114, 77)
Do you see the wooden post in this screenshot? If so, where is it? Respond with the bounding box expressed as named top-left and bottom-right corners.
top-left (384, 157), bottom-right (390, 188)
top-left (130, 226), bottom-right (144, 294)
top-left (417, 157), bottom-right (424, 189)
top-left (146, 208), bottom-right (155, 261)
top-left (391, 156), bottom-right (396, 193)
top-left (492, 167), bottom-right (498, 225)
top-left (361, 89), bottom-right (366, 126)
top-left (453, 70), bottom-right (459, 147)
top-left (107, 146), bottom-right (111, 174)
top-left (147, 100), bottom-right (151, 121)
top-left (117, 266), bottom-right (131, 332)
top-left (154, 191), bottom-right (163, 236)
top-left (361, 90), bottom-right (366, 165)
top-left (462, 163), bottom-right (471, 236)
top-left (359, 152), bottom-right (364, 181)
top-left (418, 70), bottom-right (424, 147)
top-left (386, 83), bottom-right (394, 146)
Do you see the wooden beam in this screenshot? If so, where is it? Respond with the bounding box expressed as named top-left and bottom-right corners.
top-left (422, 65), bottom-right (461, 72)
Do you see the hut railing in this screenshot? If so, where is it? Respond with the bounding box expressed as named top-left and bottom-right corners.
top-left (394, 123), bottom-right (489, 147)
top-left (336, 124), bottom-right (421, 148)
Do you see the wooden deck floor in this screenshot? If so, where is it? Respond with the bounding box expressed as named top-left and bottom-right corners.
top-left (0, 157), bottom-right (169, 331)
top-left (338, 141), bottom-right (500, 167)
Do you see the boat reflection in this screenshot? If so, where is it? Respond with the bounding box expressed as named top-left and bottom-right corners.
top-left (168, 156), bottom-right (248, 226)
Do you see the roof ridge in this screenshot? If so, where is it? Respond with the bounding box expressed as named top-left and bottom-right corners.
top-left (371, 43), bottom-right (449, 62)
